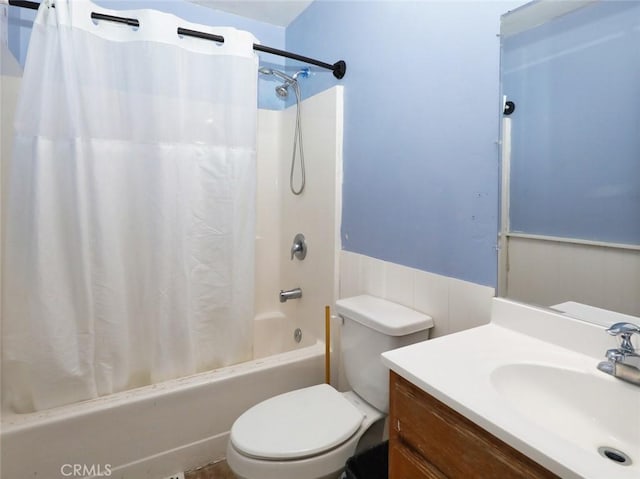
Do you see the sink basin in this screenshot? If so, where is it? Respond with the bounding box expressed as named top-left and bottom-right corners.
top-left (382, 298), bottom-right (640, 478)
top-left (491, 363), bottom-right (640, 466)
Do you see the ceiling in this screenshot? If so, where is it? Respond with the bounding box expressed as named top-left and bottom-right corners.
top-left (188, 0), bottom-right (315, 27)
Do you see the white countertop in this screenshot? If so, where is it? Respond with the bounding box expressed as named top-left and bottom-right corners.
top-left (382, 298), bottom-right (640, 479)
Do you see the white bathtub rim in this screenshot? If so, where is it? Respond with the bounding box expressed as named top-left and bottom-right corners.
top-left (2, 340), bottom-right (325, 433)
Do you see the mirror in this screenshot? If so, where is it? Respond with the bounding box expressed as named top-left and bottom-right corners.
top-left (498, 0), bottom-right (640, 317)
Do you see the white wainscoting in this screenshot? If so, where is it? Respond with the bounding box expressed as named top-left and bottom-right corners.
top-left (504, 235), bottom-right (640, 317)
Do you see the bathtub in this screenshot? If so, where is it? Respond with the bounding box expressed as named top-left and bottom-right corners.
top-left (0, 313), bottom-right (325, 479)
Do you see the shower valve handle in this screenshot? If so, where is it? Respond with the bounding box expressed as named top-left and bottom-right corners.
top-left (291, 233), bottom-right (307, 261)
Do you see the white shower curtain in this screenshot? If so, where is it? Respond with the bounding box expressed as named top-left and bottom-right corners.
top-left (2, 0), bottom-right (257, 412)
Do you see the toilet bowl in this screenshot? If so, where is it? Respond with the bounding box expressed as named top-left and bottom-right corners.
top-left (226, 295), bottom-right (433, 479)
top-left (226, 386), bottom-right (383, 479)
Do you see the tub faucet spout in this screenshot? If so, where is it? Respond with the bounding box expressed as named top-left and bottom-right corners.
top-left (280, 288), bottom-right (302, 303)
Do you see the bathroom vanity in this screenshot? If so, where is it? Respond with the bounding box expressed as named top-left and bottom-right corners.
top-left (382, 298), bottom-right (640, 479)
top-left (388, 371), bottom-right (556, 478)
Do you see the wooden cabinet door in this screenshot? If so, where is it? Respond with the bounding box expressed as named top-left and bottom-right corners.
top-left (389, 371), bottom-right (558, 479)
top-left (389, 441), bottom-right (447, 479)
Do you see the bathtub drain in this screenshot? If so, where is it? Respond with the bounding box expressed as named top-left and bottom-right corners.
top-left (598, 446), bottom-right (632, 466)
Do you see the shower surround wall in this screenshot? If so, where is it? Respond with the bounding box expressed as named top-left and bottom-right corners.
top-left (255, 86), bottom-right (343, 353)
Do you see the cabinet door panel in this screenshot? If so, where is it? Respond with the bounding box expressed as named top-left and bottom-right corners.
top-left (389, 371), bottom-right (558, 479)
top-left (389, 442), bottom-right (447, 479)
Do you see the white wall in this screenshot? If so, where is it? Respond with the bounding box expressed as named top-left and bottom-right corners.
top-left (1, 65), bottom-right (23, 414)
top-left (504, 236), bottom-right (640, 317)
top-left (1, 71), bottom-right (22, 316)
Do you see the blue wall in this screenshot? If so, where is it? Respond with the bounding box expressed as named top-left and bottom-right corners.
top-left (287, 0), bottom-right (524, 286)
top-left (504, 1), bottom-right (640, 245)
top-left (6, 5), bottom-right (36, 65)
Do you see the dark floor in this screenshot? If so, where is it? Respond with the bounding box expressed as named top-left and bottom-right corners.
top-left (185, 460), bottom-right (237, 479)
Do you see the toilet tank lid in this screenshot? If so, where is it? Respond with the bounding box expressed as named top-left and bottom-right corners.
top-left (335, 295), bottom-right (434, 336)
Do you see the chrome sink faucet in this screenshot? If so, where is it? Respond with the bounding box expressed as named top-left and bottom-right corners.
top-left (597, 322), bottom-right (640, 386)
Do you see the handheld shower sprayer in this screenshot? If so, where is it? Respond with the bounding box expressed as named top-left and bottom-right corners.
top-left (258, 66), bottom-right (309, 195)
top-left (258, 67), bottom-right (294, 85)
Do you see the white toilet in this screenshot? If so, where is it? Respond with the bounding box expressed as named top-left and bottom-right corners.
top-left (226, 294), bottom-right (434, 479)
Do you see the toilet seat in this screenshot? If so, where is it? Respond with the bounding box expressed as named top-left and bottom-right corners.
top-left (230, 384), bottom-right (364, 460)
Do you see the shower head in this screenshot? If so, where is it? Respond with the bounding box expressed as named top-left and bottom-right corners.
top-left (276, 84), bottom-right (289, 98)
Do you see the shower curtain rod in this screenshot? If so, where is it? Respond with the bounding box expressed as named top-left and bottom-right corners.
top-left (6, 0), bottom-right (347, 79)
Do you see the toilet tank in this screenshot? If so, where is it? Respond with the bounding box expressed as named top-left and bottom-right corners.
top-left (335, 295), bottom-right (434, 413)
